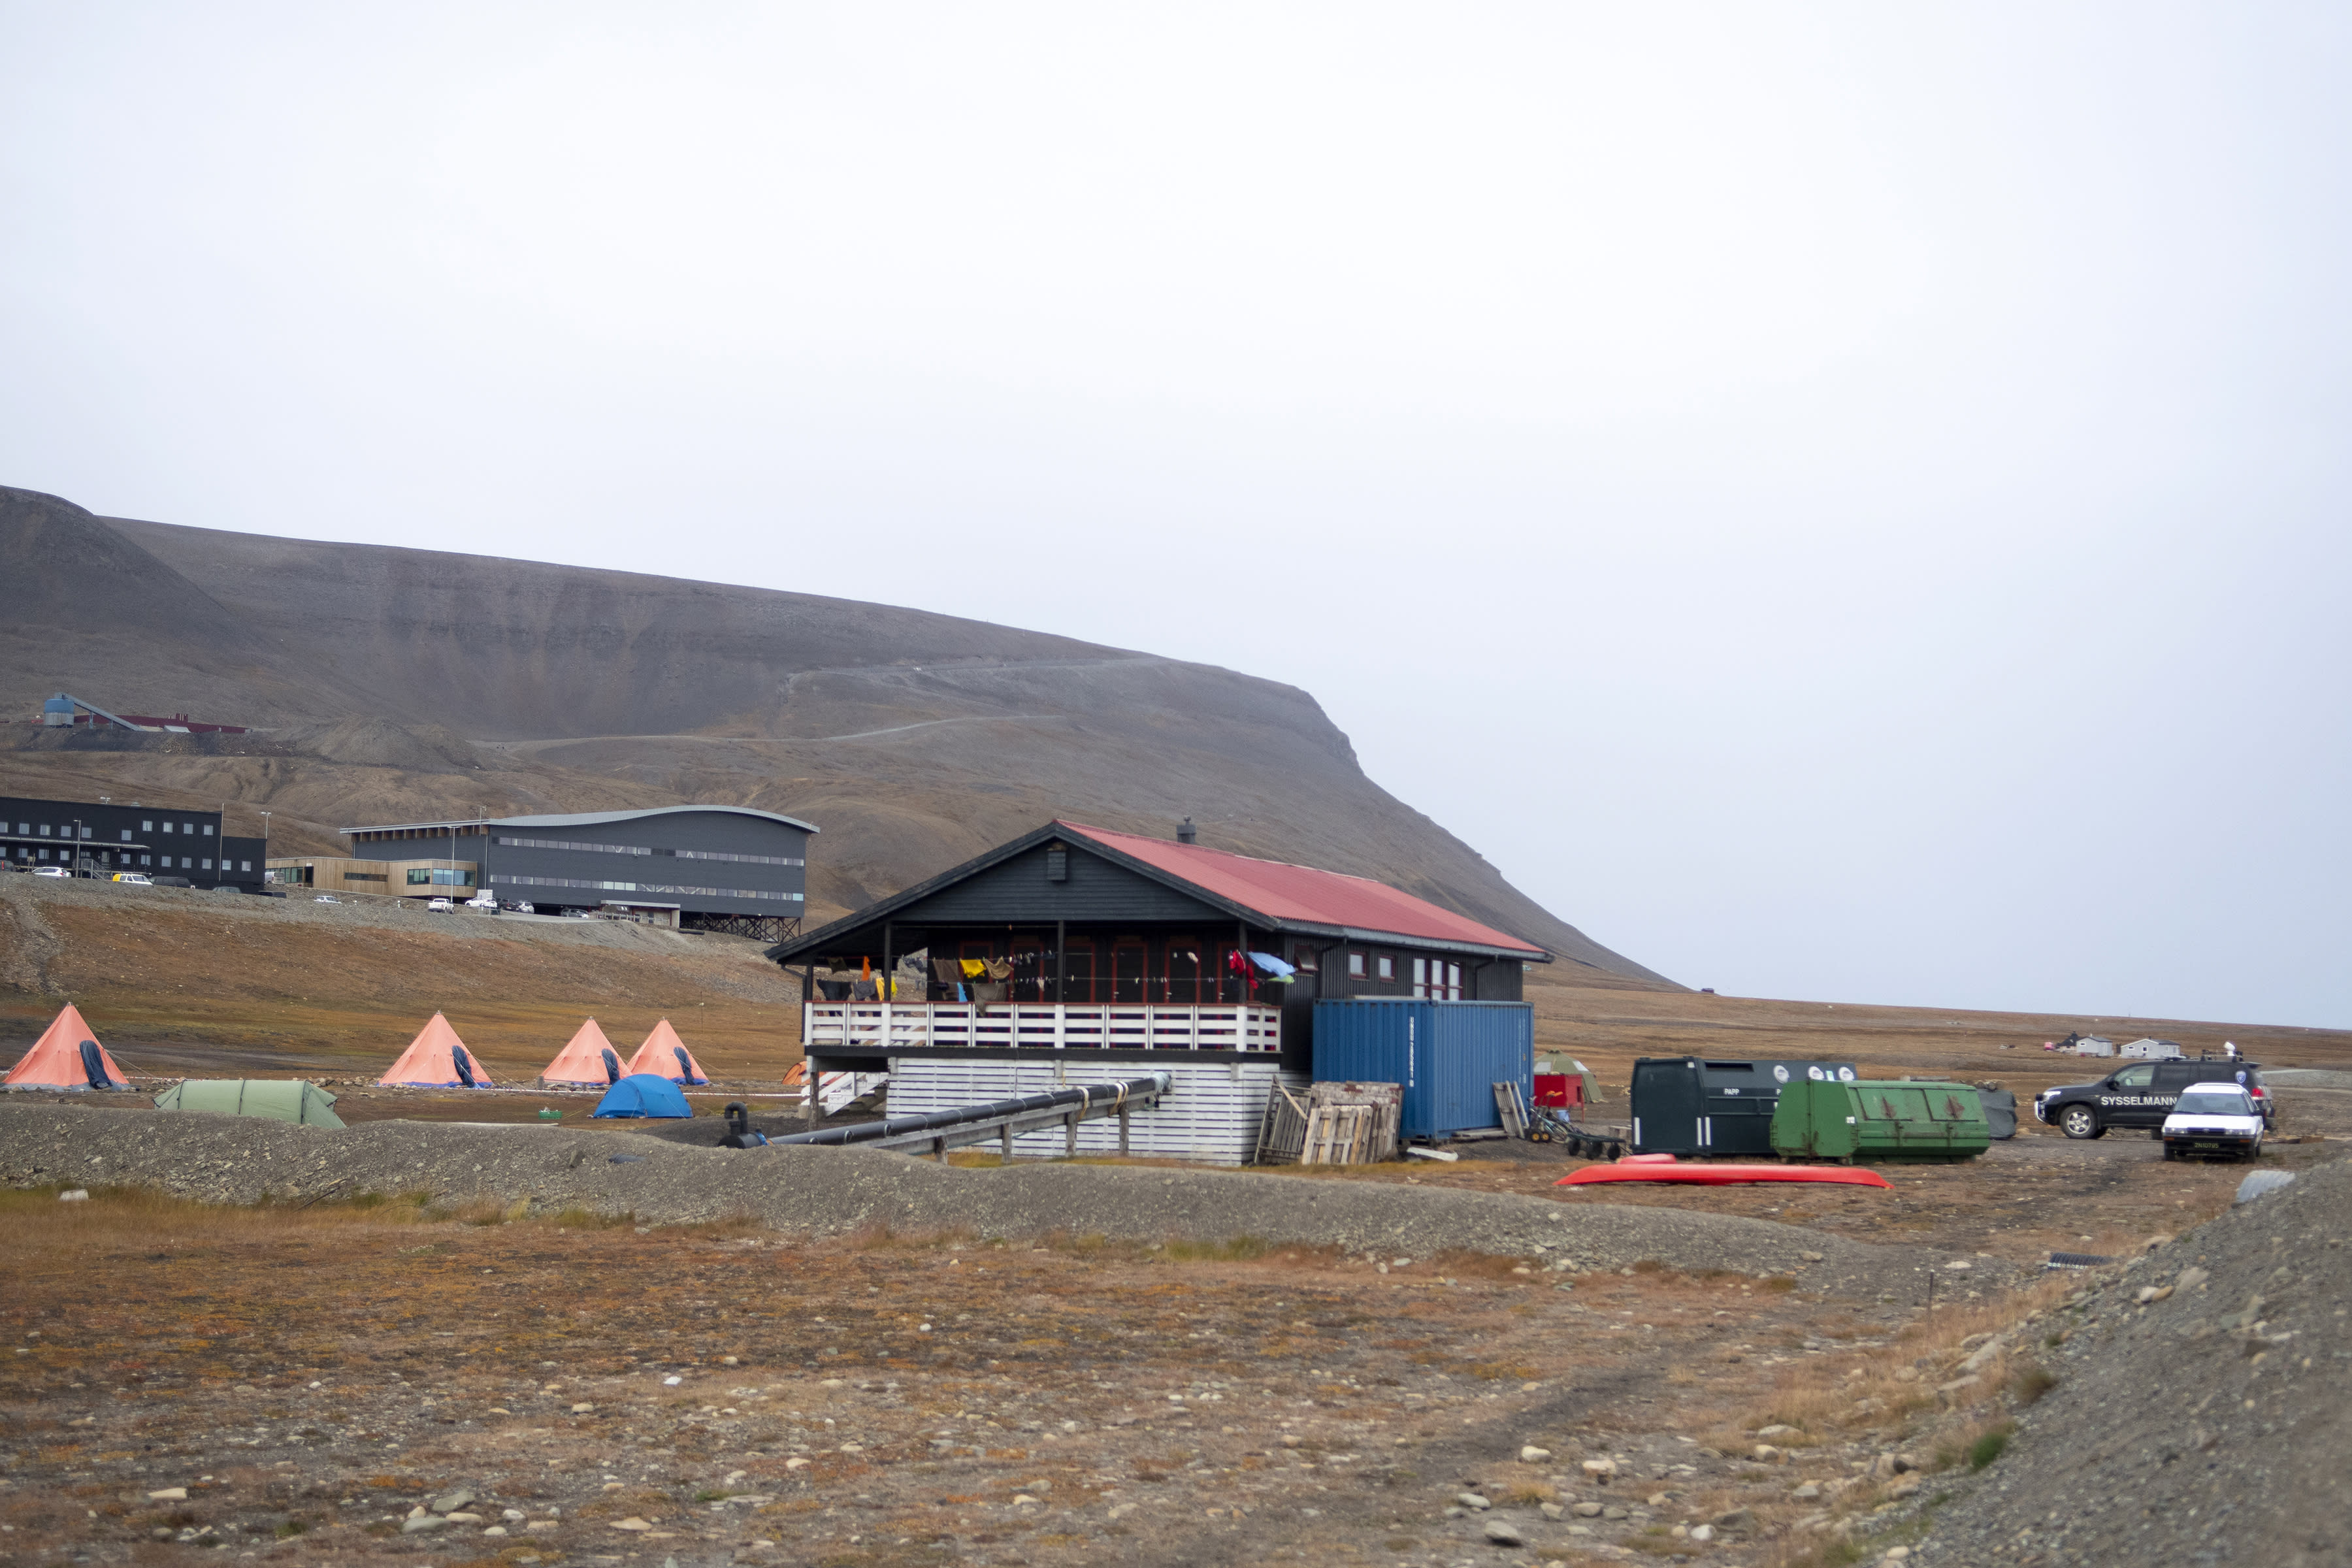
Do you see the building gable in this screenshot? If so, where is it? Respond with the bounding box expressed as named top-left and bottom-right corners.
top-left (894, 839), bottom-right (1230, 927)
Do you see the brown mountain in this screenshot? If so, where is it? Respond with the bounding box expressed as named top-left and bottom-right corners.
top-left (0, 484), bottom-right (1671, 985)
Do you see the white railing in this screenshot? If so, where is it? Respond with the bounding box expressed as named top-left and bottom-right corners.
top-left (802, 1000), bottom-right (1282, 1053)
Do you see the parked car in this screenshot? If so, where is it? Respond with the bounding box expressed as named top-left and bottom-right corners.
top-left (2035, 1056), bottom-right (2270, 1139)
top-left (32, 865), bottom-right (70, 878)
top-left (152, 875), bottom-right (192, 888)
top-left (2161, 1083), bottom-right (2266, 1162)
top-left (464, 892), bottom-right (498, 912)
top-left (109, 872), bottom-right (154, 885)
top-left (502, 900), bottom-right (536, 914)
top-left (427, 896), bottom-right (453, 913)
top-left (314, 894), bottom-right (341, 904)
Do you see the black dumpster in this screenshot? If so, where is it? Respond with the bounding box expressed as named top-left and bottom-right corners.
top-left (1629, 1056), bottom-right (1859, 1156)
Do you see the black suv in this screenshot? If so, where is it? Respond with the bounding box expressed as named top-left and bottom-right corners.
top-left (2034, 1056), bottom-right (2272, 1139)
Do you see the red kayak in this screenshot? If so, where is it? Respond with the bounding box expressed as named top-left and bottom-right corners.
top-left (1556, 1156), bottom-right (1889, 1189)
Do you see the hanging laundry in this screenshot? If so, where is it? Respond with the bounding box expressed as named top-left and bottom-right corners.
top-left (985, 957), bottom-right (1014, 981)
top-left (932, 958), bottom-right (964, 985)
top-left (960, 958), bottom-right (987, 979)
top-left (1249, 951), bottom-right (1297, 977)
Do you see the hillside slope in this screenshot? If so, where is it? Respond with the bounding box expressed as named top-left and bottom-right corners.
top-left (0, 484), bottom-right (1667, 982)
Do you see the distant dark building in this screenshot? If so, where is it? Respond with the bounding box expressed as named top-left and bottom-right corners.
top-left (1, 794), bottom-right (265, 891)
top-left (768, 820), bottom-right (1549, 1160)
top-left (329, 807), bottom-right (817, 935)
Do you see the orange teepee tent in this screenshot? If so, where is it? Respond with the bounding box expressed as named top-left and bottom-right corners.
top-left (378, 1013), bottom-right (494, 1088)
top-left (540, 1019), bottom-right (625, 1087)
top-left (4, 1004), bottom-right (129, 1090)
top-left (626, 1019), bottom-right (710, 1085)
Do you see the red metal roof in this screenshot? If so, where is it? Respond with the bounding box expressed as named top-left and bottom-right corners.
top-left (1058, 821), bottom-right (1546, 956)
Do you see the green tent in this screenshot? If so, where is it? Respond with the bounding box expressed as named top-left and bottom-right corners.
top-left (152, 1079), bottom-right (346, 1129)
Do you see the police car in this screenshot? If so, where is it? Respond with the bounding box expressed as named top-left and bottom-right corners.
top-left (2033, 1056), bottom-right (2272, 1139)
top-left (2160, 1082), bottom-right (2266, 1162)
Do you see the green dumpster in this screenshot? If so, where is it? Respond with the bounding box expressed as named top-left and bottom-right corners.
top-left (152, 1079), bottom-right (346, 1130)
top-left (1769, 1078), bottom-right (1988, 1161)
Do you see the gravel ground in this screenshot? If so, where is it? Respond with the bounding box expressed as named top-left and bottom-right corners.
top-left (0, 1103), bottom-right (1998, 1302)
top-left (1918, 1152), bottom-right (2350, 1568)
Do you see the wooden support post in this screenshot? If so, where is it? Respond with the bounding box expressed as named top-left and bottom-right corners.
top-left (1001, 1124), bottom-right (1015, 1165)
top-left (806, 1060), bottom-right (821, 1127)
top-left (934, 1136), bottom-right (948, 1163)
top-left (1064, 1111), bottom-right (1078, 1158)
top-left (1118, 1105), bottom-right (1130, 1156)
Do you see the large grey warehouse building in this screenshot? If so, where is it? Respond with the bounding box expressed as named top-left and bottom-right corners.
top-left (272, 806), bottom-right (816, 938)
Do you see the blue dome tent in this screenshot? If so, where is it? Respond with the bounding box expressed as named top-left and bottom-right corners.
top-left (592, 1073), bottom-right (693, 1119)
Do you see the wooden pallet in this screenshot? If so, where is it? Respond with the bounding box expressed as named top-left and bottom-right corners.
top-left (1494, 1080), bottom-right (1531, 1140)
top-left (1254, 1080), bottom-right (1403, 1165)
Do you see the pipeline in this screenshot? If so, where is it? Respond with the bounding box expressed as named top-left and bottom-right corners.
top-left (769, 1072), bottom-right (1171, 1147)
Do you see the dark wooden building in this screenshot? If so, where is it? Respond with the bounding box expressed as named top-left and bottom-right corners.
top-left (767, 820), bottom-right (1550, 1160)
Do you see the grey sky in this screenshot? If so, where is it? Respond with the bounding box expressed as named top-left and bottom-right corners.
top-left (5, 3), bottom-right (2346, 1026)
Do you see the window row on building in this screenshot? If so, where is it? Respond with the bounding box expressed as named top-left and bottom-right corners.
top-left (486, 872), bottom-right (804, 902)
top-left (8, 819), bottom-right (214, 838)
top-left (490, 834), bottom-right (802, 867)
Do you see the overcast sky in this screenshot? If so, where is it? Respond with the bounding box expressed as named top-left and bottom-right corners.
top-left (5, 3), bottom-right (2347, 1028)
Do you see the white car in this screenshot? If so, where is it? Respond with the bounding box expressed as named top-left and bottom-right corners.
top-left (464, 892), bottom-right (498, 912)
top-left (2161, 1082), bottom-right (2265, 1162)
top-left (427, 896), bottom-right (453, 913)
top-left (110, 872), bottom-right (154, 885)
top-left (314, 894), bottom-right (340, 904)
top-left (33, 865), bottom-right (70, 878)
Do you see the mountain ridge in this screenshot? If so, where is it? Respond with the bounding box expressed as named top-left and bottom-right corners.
top-left (1, 484), bottom-right (1671, 986)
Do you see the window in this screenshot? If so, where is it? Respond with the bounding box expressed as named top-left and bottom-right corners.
top-left (120, 830), bottom-right (131, 841)
top-left (80, 827), bottom-right (91, 839)
top-left (161, 822), bottom-right (173, 834)
top-left (184, 823), bottom-right (195, 836)
top-left (139, 855), bottom-right (150, 867)
top-left (2112, 1064), bottom-right (2156, 1088)
top-left (37, 847), bottom-right (49, 860)
top-left (1376, 955), bottom-right (1396, 981)
top-left (201, 858), bottom-right (213, 870)
top-left (1347, 951), bottom-right (1366, 979)
top-left (239, 860), bottom-right (252, 872)
top-left (201, 825), bottom-right (213, 836)
top-left (1062, 939), bottom-right (1098, 1004)
top-left (38, 825), bottom-right (50, 837)
top-left (405, 867), bottom-right (476, 887)
top-left (181, 857), bottom-right (193, 869)
top-left (1291, 945), bottom-right (1318, 973)
top-left (142, 819), bottom-right (152, 831)
top-left (1160, 937), bottom-right (1205, 1004)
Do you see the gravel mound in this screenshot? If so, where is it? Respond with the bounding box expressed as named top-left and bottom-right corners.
top-left (1921, 1152), bottom-right (2351, 1568)
top-left (0, 1103), bottom-right (1984, 1299)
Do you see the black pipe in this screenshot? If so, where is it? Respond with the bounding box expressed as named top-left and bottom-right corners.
top-left (769, 1073), bottom-right (1171, 1147)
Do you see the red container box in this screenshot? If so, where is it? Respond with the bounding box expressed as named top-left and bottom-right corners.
top-left (1533, 1073), bottom-right (1582, 1109)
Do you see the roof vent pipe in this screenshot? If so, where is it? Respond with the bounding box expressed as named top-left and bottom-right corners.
top-left (1176, 817), bottom-right (1196, 844)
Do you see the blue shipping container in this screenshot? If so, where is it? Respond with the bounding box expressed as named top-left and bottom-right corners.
top-left (1311, 999), bottom-right (1534, 1139)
